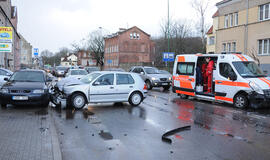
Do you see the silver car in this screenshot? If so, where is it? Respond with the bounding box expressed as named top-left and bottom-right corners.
top-left (51, 71), bottom-right (147, 109)
top-left (0, 68), bottom-right (13, 88)
top-left (65, 69), bottom-right (88, 79)
top-left (130, 66), bottom-right (172, 90)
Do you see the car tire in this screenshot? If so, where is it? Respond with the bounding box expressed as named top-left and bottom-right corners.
top-left (146, 80), bottom-right (152, 90)
top-left (70, 93), bottom-right (86, 110)
top-left (180, 94), bottom-right (189, 99)
top-left (163, 86), bottom-right (170, 91)
top-left (234, 93), bottom-right (249, 109)
top-left (129, 92), bottom-right (143, 106)
top-left (1, 103), bottom-right (7, 108)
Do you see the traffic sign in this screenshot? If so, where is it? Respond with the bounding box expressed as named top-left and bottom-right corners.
top-left (34, 48), bottom-right (39, 56)
top-left (107, 59), bottom-right (112, 64)
top-left (163, 52), bottom-right (174, 62)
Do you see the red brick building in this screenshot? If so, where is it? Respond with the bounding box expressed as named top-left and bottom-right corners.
top-left (104, 26), bottom-right (155, 69)
top-left (77, 50), bottom-right (96, 66)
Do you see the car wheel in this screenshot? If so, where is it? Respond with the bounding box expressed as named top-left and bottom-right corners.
top-left (180, 94), bottom-right (189, 99)
top-left (129, 92), bottom-right (143, 106)
top-left (234, 93), bottom-right (248, 109)
top-left (1, 103), bottom-right (7, 108)
top-left (163, 86), bottom-right (170, 91)
top-left (146, 80), bottom-right (152, 90)
top-left (71, 93), bottom-right (86, 109)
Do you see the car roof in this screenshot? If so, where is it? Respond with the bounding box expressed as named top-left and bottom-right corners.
top-left (92, 71), bottom-right (134, 74)
top-left (0, 68), bottom-right (13, 73)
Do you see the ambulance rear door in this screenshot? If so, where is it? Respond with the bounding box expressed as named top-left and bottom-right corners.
top-left (173, 55), bottom-right (197, 96)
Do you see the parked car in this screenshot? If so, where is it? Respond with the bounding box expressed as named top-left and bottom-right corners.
top-left (85, 67), bottom-right (100, 73)
top-left (104, 68), bottom-right (125, 72)
top-left (130, 66), bottom-right (172, 90)
top-left (0, 68), bottom-right (13, 88)
top-left (0, 69), bottom-right (52, 107)
top-left (51, 71), bottom-right (147, 109)
top-left (65, 69), bottom-right (88, 79)
top-left (54, 66), bottom-right (69, 77)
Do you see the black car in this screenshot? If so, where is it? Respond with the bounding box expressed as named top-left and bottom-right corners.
top-left (0, 70), bottom-right (52, 107)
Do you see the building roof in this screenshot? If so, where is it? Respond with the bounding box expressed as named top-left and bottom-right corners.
top-left (206, 26), bottom-right (213, 35)
top-left (216, 0), bottom-right (232, 6)
top-left (104, 26), bottom-right (150, 39)
top-left (212, 10), bottom-right (219, 18)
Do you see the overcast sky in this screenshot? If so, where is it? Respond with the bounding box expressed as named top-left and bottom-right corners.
top-left (12, 0), bottom-right (220, 53)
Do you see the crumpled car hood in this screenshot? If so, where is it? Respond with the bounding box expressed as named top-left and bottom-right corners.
top-left (56, 77), bottom-right (84, 91)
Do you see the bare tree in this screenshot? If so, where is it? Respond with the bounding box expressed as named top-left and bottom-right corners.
top-left (40, 49), bottom-right (53, 57)
top-left (191, 0), bottom-right (210, 51)
top-left (86, 30), bottom-right (105, 68)
top-left (248, 47), bottom-right (260, 66)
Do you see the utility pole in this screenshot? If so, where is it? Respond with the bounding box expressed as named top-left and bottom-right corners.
top-left (167, 0), bottom-right (170, 71)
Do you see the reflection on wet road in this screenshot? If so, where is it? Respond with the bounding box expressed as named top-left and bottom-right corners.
top-left (51, 88), bottom-right (270, 160)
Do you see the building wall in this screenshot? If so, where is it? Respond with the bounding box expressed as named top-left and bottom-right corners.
top-left (213, 0), bottom-right (270, 67)
top-left (20, 35), bottom-right (32, 66)
top-left (0, 1), bottom-right (21, 71)
top-left (104, 26), bottom-right (154, 69)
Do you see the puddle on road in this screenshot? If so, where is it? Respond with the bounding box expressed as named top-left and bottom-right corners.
top-left (99, 130), bottom-right (113, 140)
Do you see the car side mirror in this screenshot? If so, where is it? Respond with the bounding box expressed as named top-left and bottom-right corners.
top-left (6, 73), bottom-right (11, 76)
top-left (140, 72), bottom-right (144, 75)
top-left (4, 77), bottom-right (9, 81)
top-left (93, 81), bottom-right (100, 86)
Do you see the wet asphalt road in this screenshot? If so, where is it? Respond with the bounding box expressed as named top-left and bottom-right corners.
top-left (51, 88), bottom-right (270, 160)
top-left (1, 87), bottom-right (270, 160)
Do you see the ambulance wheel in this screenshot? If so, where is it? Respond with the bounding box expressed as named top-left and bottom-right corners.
top-left (180, 94), bottom-right (189, 99)
top-left (233, 93), bottom-right (248, 109)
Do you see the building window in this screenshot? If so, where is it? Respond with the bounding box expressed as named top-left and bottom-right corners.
top-left (229, 14), bottom-right (233, 27)
top-left (258, 39), bottom-right (270, 55)
top-left (133, 33), bottom-right (137, 39)
top-left (130, 33), bottom-right (133, 39)
top-left (232, 42), bottom-right (236, 52)
top-left (234, 12), bottom-right (238, 26)
top-left (227, 43), bottom-right (231, 52)
top-left (259, 3), bottom-right (270, 21)
top-left (208, 36), bottom-right (215, 45)
top-left (222, 43), bottom-right (227, 52)
top-left (225, 15), bottom-right (229, 28)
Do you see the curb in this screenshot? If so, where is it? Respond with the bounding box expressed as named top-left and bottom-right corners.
top-left (49, 108), bottom-right (63, 160)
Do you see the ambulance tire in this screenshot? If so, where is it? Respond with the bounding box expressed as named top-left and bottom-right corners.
top-left (233, 93), bottom-right (249, 109)
top-left (180, 94), bottom-right (189, 99)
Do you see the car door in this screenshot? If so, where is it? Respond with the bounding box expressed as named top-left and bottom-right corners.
top-left (173, 56), bottom-right (197, 96)
top-left (215, 62), bottom-right (237, 103)
top-left (115, 73), bottom-right (135, 101)
top-left (89, 73), bottom-right (116, 103)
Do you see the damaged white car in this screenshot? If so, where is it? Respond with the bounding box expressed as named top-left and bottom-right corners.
top-left (51, 71), bottom-right (148, 109)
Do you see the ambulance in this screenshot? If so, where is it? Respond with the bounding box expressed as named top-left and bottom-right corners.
top-left (172, 53), bottom-right (270, 109)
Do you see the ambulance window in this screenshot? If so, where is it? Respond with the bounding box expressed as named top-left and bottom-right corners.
top-left (177, 62), bottom-right (195, 75)
top-left (219, 63), bottom-right (236, 79)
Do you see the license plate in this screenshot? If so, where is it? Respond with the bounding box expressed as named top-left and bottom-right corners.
top-left (12, 96), bottom-right (28, 100)
top-left (162, 83), bottom-right (168, 85)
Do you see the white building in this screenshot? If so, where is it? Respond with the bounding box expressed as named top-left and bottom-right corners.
top-left (61, 54), bottom-right (77, 66)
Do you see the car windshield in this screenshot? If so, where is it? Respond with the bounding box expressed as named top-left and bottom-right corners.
top-left (145, 68), bottom-right (159, 74)
top-left (70, 70), bottom-right (87, 75)
top-left (9, 71), bottom-right (45, 82)
top-left (159, 70), bottom-right (170, 74)
top-left (80, 73), bottom-right (101, 84)
top-left (232, 61), bottom-right (266, 78)
top-left (56, 67), bottom-right (67, 71)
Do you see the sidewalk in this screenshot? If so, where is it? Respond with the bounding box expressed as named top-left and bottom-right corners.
top-left (0, 106), bottom-right (62, 160)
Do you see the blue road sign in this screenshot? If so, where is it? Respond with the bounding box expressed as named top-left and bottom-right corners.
top-left (34, 48), bottom-right (39, 56)
top-left (163, 52), bottom-right (174, 62)
top-left (107, 59), bottom-right (112, 64)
